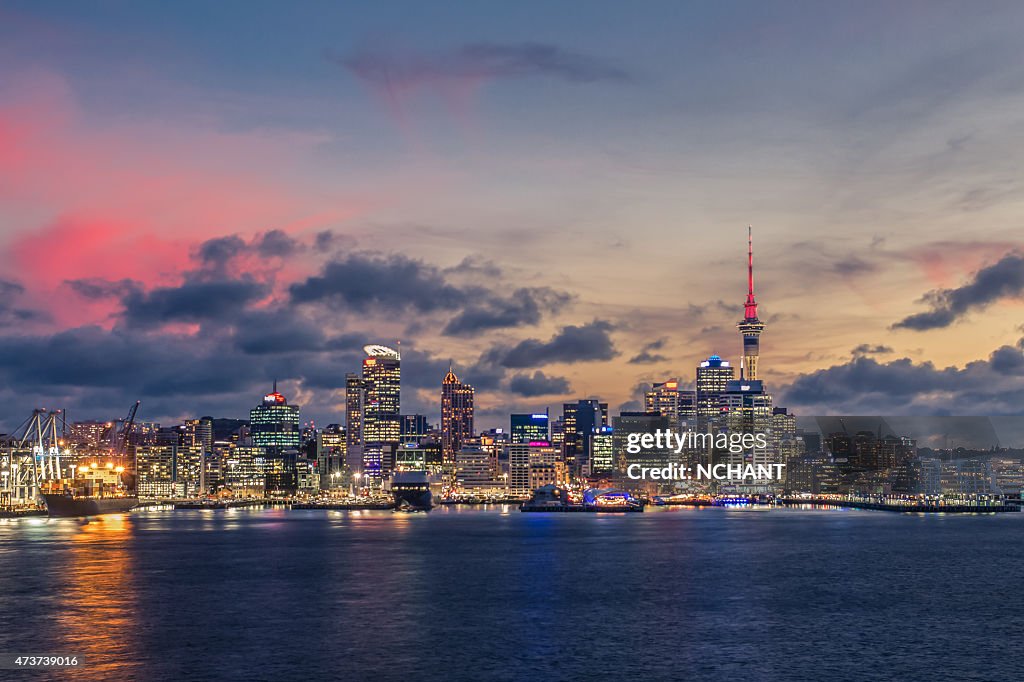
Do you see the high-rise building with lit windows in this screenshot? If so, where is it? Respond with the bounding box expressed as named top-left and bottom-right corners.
top-left (561, 400), bottom-right (607, 476)
top-left (361, 344), bottom-right (401, 480)
top-left (696, 355), bottom-right (734, 421)
top-left (249, 382), bottom-right (300, 454)
top-left (345, 373), bottom-right (365, 472)
top-left (644, 380), bottom-right (695, 424)
top-left (510, 412), bottom-right (549, 445)
top-left (441, 365), bottom-right (474, 464)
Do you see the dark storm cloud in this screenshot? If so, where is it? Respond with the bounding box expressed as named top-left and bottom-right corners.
top-left (486, 320), bottom-right (618, 368)
top-left (893, 253), bottom-right (1024, 330)
top-left (341, 42), bottom-right (630, 86)
top-left (232, 309), bottom-right (327, 355)
top-left (0, 326), bottom-right (254, 395)
top-left (628, 338), bottom-right (668, 365)
top-left (443, 287), bottom-right (571, 336)
top-left (507, 371), bottom-right (571, 397)
top-left (290, 253), bottom-right (466, 312)
top-left (291, 252), bottom-right (572, 334)
top-left (122, 278), bottom-right (268, 328)
top-left (780, 340), bottom-right (1024, 415)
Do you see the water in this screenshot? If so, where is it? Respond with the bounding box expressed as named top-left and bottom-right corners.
top-left (1, 506), bottom-right (1022, 682)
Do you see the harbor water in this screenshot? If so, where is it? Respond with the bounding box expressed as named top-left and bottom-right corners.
top-left (1, 506), bottom-right (1022, 681)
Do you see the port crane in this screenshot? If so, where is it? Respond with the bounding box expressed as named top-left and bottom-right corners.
top-left (118, 401), bottom-right (140, 457)
top-left (0, 409), bottom-right (66, 507)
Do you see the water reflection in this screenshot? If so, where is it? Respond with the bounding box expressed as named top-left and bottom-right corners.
top-left (59, 515), bottom-right (142, 680)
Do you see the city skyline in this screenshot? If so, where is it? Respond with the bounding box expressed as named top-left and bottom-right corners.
top-left (2, 2), bottom-right (1024, 431)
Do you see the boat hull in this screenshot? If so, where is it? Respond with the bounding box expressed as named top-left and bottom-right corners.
top-left (393, 488), bottom-right (433, 511)
top-left (42, 494), bottom-right (139, 517)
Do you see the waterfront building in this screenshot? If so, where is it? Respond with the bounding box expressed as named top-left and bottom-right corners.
top-left (954, 459), bottom-right (998, 495)
top-left (441, 366), bottom-right (475, 464)
top-left (135, 445), bottom-right (205, 498)
top-left (892, 458), bottom-right (942, 496)
top-left (136, 445), bottom-right (176, 498)
top-left (316, 425), bottom-right (347, 490)
top-left (784, 453), bottom-right (842, 495)
top-left (991, 458), bottom-right (1024, 497)
top-left (478, 430), bottom-right (508, 481)
top-left (529, 462), bottom-right (566, 490)
top-left (508, 443), bottom-right (560, 495)
top-left (218, 443), bottom-right (267, 496)
top-left (455, 445), bottom-right (498, 490)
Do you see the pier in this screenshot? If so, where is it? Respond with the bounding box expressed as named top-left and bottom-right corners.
top-left (781, 497), bottom-right (1020, 513)
top-left (520, 504), bottom-right (644, 513)
top-left (291, 501), bottom-right (394, 511)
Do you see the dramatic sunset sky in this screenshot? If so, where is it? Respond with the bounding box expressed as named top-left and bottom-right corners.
top-left (1, 1), bottom-right (1024, 430)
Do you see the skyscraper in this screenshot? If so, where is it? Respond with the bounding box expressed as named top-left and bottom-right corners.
top-left (560, 399), bottom-right (607, 476)
top-left (249, 382), bottom-right (301, 454)
top-left (441, 365), bottom-right (474, 464)
top-left (696, 355), bottom-right (734, 421)
top-left (361, 344), bottom-right (401, 480)
top-left (345, 373), bottom-right (365, 473)
top-left (645, 380), bottom-right (685, 422)
top-left (737, 225), bottom-right (766, 380)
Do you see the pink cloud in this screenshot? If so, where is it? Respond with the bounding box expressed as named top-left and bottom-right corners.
top-left (0, 69), bottom-right (368, 325)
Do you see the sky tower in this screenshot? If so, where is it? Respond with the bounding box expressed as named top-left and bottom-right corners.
top-left (737, 225), bottom-right (766, 380)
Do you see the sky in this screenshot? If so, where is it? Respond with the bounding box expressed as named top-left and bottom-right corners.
top-left (1, 1), bottom-right (1024, 431)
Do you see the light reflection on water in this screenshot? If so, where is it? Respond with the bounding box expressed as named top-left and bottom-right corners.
top-left (61, 515), bottom-right (142, 681)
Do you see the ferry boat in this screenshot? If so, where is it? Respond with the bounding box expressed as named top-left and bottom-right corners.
top-left (391, 471), bottom-right (433, 512)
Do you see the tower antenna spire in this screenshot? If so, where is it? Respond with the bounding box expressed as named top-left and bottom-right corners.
top-left (737, 225), bottom-right (766, 381)
top-left (745, 224), bottom-right (756, 317)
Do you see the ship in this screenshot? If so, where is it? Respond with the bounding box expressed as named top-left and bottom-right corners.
top-left (391, 471), bottom-right (433, 512)
top-left (42, 492), bottom-right (138, 517)
top-left (42, 461), bottom-right (138, 517)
